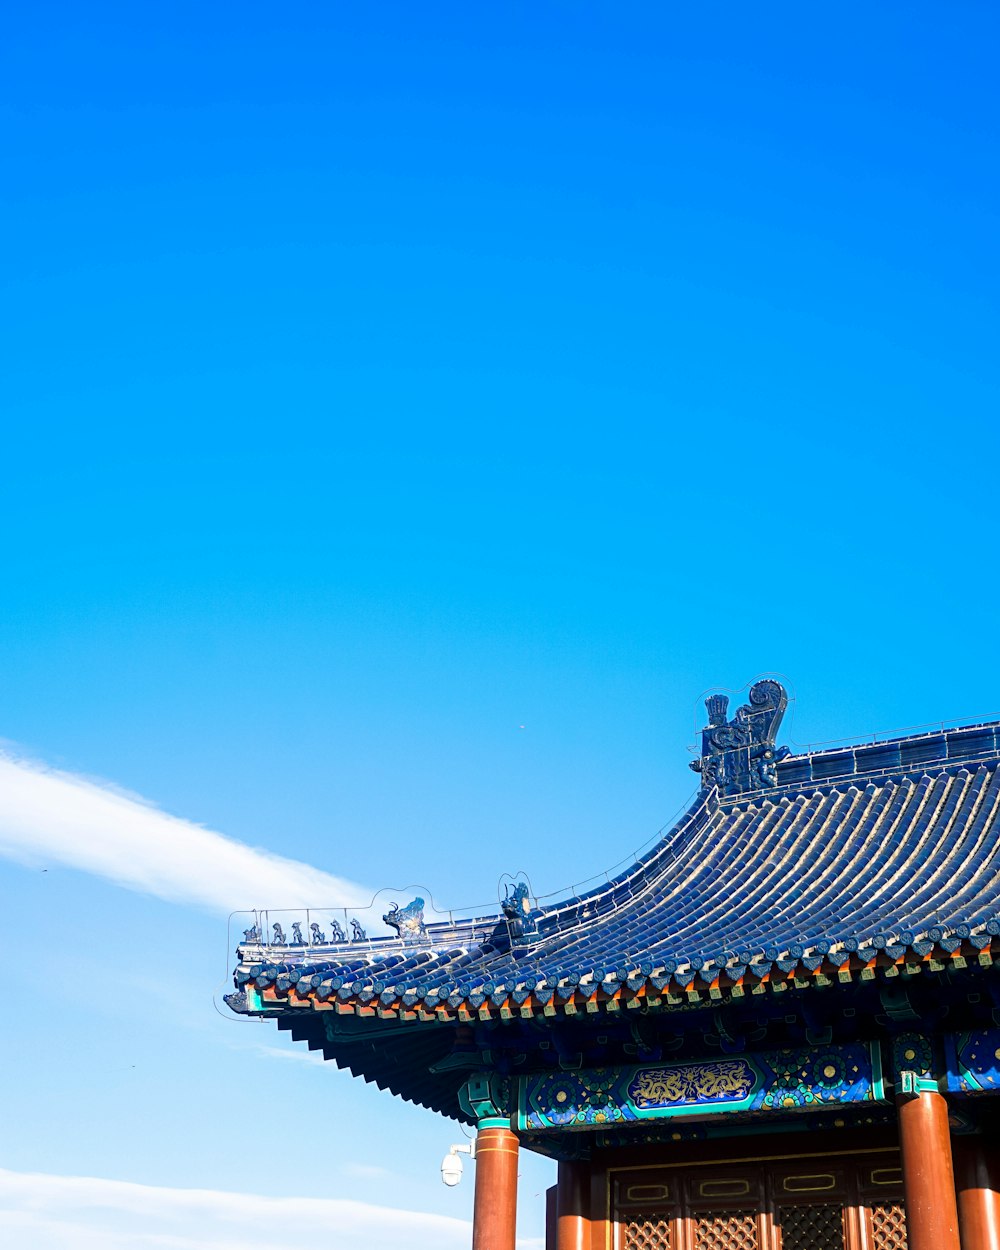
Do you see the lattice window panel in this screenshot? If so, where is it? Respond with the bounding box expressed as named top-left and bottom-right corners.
top-left (871, 1201), bottom-right (907, 1250)
top-left (693, 1209), bottom-right (758, 1250)
top-left (777, 1203), bottom-right (844, 1250)
top-left (621, 1214), bottom-right (672, 1249)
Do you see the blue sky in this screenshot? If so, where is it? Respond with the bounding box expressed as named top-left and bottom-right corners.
top-left (2, 3), bottom-right (999, 1246)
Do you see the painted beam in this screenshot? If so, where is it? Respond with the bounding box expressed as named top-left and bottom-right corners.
top-left (516, 1041), bottom-right (884, 1132)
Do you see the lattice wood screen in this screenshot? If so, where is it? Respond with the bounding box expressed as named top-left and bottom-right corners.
top-left (621, 1214), bottom-right (672, 1249)
top-left (614, 1159), bottom-right (905, 1250)
top-left (693, 1209), bottom-right (759, 1250)
top-left (777, 1203), bottom-right (844, 1250)
top-left (871, 1201), bottom-right (907, 1250)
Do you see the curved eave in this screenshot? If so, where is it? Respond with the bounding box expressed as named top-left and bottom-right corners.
top-left (232, 929), bottom-right (1000, 1024)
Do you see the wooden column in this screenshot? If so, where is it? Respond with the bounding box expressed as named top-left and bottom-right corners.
top-left (556, 1160), bottom-right (591, 1250)
top-left (953, 1137), bottom-right (1000, 1250)
top-left (545, 1184), bottom-right (558, 1250)
top-left (473, 1126), bottom-right (519, 1250)
top-left (897, 1092), bottom-right (961, 1250)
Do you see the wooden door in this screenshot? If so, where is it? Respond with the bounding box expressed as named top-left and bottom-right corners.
top-left (685, 1165), bottom-right (765, 1250)
top-left (613, 1154), bottom-right (906, 1250)
top-left (858, 1161), bottom-right (908, 1250)
top-left (768, 1161), bottom-right (852, 1250)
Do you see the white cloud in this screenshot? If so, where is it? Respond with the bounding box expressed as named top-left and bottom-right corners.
top-left (0, 752), bottom-right (370, 914)
top-left (250, 1042), bottom-right (327, 1065)
top-left (342, 1161), bottom-right (394, 1181)
top-left (0, 1167), bottom-right (473, 1250)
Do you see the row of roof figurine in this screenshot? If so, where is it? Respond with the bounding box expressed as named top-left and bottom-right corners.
top-left (241, 886), bottom-right (538, 951)
top-left (241, 897), bottom-right (432, 948)
top-left (243, 918), bottom-right (369, 947)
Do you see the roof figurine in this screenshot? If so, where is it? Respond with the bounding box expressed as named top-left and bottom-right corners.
top-left (501, 881), bottom-right (538, 945)
top-left (383, 897), bottom-right (427, 941)
top-left (689, 677), bottom-right (791, 794)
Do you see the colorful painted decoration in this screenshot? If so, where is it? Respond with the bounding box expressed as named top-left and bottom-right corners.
top-left (946, 1029), bottom-right (1000, 1095)
top-left (890, 1031), bottom-right (939, 1095)
top-left (516, 1043), bottom-right (883, 1131)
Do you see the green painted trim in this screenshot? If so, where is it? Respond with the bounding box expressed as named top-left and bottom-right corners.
top-left (898, 1070), bottom-right (940, 1096)
top-left (246, 986), bottom-right (264, 1012)
top-left (477, 1116), bottom-right (512, 1130)
top-left (870, 1040), bottom-right (885, 1101)
top-left (460, 1073), bottom-right (512, 1124)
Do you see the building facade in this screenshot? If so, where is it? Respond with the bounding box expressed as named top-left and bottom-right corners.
top-left (227, 680), bottom-right (1000, 1250)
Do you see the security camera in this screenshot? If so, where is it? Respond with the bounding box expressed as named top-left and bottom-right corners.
top-left (441, 1142), bottom-right (475, 1187)
top-left (441, 1151), bottom-right (464, 1186)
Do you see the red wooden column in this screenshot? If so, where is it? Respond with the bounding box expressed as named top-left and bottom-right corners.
top-left (953, 1137), bottom-right (1000, 1250)
top-left (556, 1160), bottom-right (591, 1250)
top-left (897, 1091), bottom-right (961, 1250)
top-left (473, 1126), bottom-right (519, 1250)
top-left (545, 1184), bottom-right (558, 1250)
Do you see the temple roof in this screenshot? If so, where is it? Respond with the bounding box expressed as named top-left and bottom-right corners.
top-left (227, 685), bottom-right (1000, 1121)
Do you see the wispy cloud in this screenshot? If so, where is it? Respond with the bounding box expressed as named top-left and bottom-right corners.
top-left (0, 1167), bottom-right (475, 1250)
top-left (0, 752), bottom-right (369, 913)
top-left (342, 1161), bottom-right (394, 1182)
top-left (250, 1043), bottom-right (327, 1065)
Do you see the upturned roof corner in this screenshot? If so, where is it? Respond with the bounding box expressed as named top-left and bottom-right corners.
top-left (226, 679), bottom-right (1000, 1125)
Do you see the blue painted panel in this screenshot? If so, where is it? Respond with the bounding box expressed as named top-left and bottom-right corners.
top-left (946, 1030), bottom-right (1000, 1095)
top-left (516, 1042), bottom-right (884, 1132)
